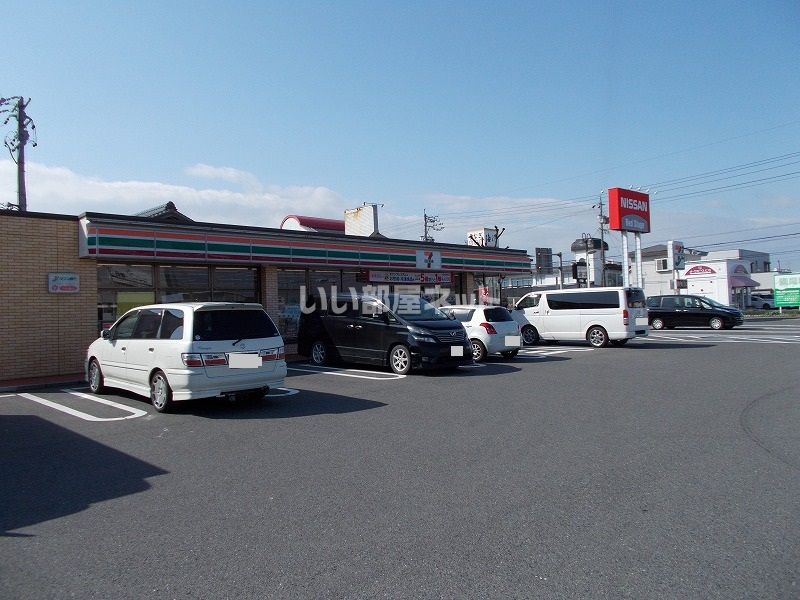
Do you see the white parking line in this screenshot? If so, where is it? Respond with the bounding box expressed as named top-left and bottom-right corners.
top-left (288, 365), bottom-right (406, 380)
top-left (0, 393), bottom-right (15, 398)
top-left (18, 391), bottom-right (148, 421)
top-left (519, 348), bottom-right (595, 356)
top-left (267, 387), bottom-right (300, 397)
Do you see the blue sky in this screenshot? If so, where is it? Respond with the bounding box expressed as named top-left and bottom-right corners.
top-left (2, 1), bottom-right (799, 267)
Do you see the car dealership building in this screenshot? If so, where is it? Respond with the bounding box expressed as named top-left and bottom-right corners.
top-left (0, 206), bottom-right (531, 383)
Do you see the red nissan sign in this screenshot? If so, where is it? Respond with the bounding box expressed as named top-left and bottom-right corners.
top-left (608, 188), bottom-right (651, 233)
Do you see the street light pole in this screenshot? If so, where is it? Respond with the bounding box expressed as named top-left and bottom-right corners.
top-left (581, 232), bottom-right (592, 288)
top-left (555, 252), bottom-right (563, 289)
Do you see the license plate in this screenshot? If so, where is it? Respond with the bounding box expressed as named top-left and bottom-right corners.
top-left (228, 353), bottom-right (261, 369)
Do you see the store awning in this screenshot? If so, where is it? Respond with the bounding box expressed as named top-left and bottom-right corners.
top-left (729, 275), bottom-right (760, 288)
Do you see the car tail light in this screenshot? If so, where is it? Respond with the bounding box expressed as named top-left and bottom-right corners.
top-left (480, 322), bottom-right (498, 334)
top-left (202, 353), bottom-right (228, 366)
top-left (259, 346), bottom-right (285, 362)
top-left (623, 309), bottom-right (629, 326)
top-left (181, 353), bottom-right (203, 367)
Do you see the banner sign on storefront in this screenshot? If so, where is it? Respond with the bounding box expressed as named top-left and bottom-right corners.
top-left (48, 272), bottom-right (80, 293)
top-left (684, 265), bottom-right (717, 276)
top-left (369, 271), bottom-right (452, 284)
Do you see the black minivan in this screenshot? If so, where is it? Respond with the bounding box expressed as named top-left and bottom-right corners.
top-left (646, 294), bottom-right (744, 330)
top-left (297, 293), bottom-right (473, 374)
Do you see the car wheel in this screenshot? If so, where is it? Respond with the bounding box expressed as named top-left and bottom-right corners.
top-left (470, 339), bottom-right (487, 362)
top-left (310, 340), bottom-right (329, 366)
top-left (587, 326), bottom-right (609, 348)
top-left (610, 339), bottom-right (629, 347)
top-left (521, 325), bottom-right (540, 345)
top-left (389, 344), bottom-right (412, 375)
top-left (88, 359), bottom-right (106, 394)
top-left (501, 349), bottom-right (519, 358)
top-left (651, 317), bottom-right (665, 330)
top-left (709, 317), bottom-right (724, 330)
top-left (762, 304), bottom-right (770, 310)
top-left (150, 370), bottom-right (174, 413)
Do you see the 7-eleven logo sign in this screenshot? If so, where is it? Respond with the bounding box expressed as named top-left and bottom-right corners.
top-left (416, 250), bottom-right (441, 270)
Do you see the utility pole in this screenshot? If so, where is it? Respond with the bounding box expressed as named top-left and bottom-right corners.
top-left (1, 96), bottom-right (37, 212)
top-left (595, 191), bottom-right (608, 286)
top-left (422, 209), bottom-right (444, 242)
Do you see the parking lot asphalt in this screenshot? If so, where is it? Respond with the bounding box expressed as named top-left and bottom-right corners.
top-left (2, 320), bottom-right (799, 599)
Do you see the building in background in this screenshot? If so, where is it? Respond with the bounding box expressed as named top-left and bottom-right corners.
top-left (633, 245), bottom-right (771, 307)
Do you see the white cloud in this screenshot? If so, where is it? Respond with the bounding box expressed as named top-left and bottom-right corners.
top-left (0, 160), bottom-right (350, 229)
top-left (185, 163), bottom-right (263, 193)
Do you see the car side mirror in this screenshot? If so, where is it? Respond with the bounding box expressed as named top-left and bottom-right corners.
top-left (102, 329), bottom-right (112, 340)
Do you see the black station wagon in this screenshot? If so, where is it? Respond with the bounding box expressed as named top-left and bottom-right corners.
top-left (646, 294), bottom-right (744, 330)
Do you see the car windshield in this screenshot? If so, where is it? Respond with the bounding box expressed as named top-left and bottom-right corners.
top-left (381, 294), bottom-right (449, 322)
top-left (704, 298), bottom-right (730, 309)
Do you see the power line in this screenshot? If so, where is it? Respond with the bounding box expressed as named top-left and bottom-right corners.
top-left (652, 221), bottom-right (800, 246)
top-left (651, 158), bottom-right (800, 195)
top-left (642, 150), bottom-right (800, 189)
top-left (694, 232), bottom-right (800, 248)
top-left (652, 171), bottom-right (800, 204)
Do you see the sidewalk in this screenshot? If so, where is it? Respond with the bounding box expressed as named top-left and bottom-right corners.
top-left (0, 373), bottom-right (86, 393)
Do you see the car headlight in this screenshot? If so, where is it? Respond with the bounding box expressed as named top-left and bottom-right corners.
top-left (408, 326), bottom-right (436, 344)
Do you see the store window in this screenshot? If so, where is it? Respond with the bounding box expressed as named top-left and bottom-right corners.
top-left (212, 267), bottom-right (259, 303)
top-left (473, 275), bottom-right (502, 305)
top-left (277, 270), bottom-right (306, 343)
top-left (309, 270), bottom-right (342, 302)
top-left (97, 264), bottom-right (156, 329)
top-left (97, 263), bottom-right (260, 332)
top-left (158, 266), bottom-right (211, 302)
top-left (341, 270), bottom-right (372, 296)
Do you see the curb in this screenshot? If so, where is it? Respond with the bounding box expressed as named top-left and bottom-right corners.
top-left (0, 379), bottom-right (86, 394)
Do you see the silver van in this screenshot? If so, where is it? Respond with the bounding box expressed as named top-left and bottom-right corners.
top-left (511, 287), bottom-right (648, 347)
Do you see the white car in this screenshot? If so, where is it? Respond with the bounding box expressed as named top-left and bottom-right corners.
top-left (749, 294), bottom-right (775, 309)
top-left (440, 305), bottom-right (522, 362)
top-left (86, 303), bottom-right (286, 412)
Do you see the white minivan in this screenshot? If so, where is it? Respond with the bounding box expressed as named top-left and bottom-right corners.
top-left (510, 287), bottom-right (648, 347)
top-left (86, 302), bottom-right (286, 412)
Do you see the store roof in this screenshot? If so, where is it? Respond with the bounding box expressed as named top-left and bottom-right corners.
top-left (135, 201), bottom-right (195, 224)
top-left (280, 215), bottom-right (346, 233)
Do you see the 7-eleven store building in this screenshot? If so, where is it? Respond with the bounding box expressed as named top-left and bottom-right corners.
top-left (0, 208), bottom-right (531, 383)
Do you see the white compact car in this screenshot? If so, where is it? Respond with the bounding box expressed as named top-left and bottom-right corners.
top-left (440, 305), bottom-right (522, 362)
top-left (86, 302), bottom-right (286, 412)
